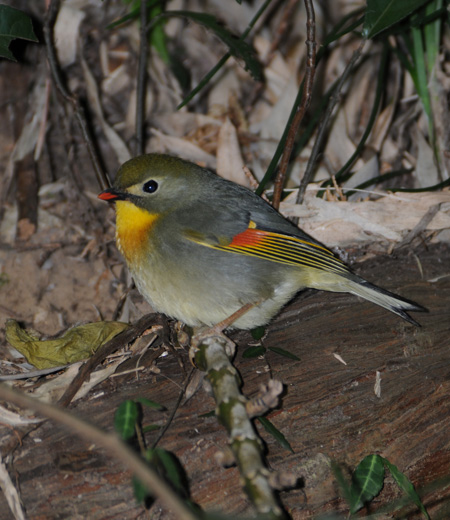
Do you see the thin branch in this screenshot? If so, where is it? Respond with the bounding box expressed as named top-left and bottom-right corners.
top-left (44, 0), bottom-right (109, 190)
top-left (152, 368), bottom-right (195, 449)
top-left (0, 384), bottom-right (197, 520)
top-left (266, 0), bottom-right (298, 65)
top-left (294, 39), bottom-right (366, 210)
top-left (191, 332), bottom-right (287, 519)
top-left (272, 0), bottom-right (316, 210)
top-left (136, 0), bottom-right (148, 155)
top-left (58, 313), bottom-right (166, 407)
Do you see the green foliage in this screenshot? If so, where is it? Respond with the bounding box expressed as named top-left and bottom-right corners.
top-left (159, 11), bottom-right (262, 81)
top-left (0, 5), bottom-right (38, 61)
top-left (114, 398), bottom-right (194, 507)
top-left (332, 454), bottom-right (430, 517)
top-left (148, 3), bottom-right (170, 64)
top-left (133, 446), bottom-right (190, 504)
top-left (257, 0), bottom-right (448, 195)
top-left (383, 458), bottom-right (431, 519)
top-left (114, 400), bottom-right (140, 440)
top-left (390, 0), bottom-right (445, 176)
top-left (146, 447), bottom-right (188, 497)
top-left (135, 396), bottom-right (166, 410)
top-left (257, 416), bottom-right (293, 453)
top-left (250, 326), bottom-right (266, 341)
top-left (242, 344), bottom-right (266, 358)
top-left (0, 272), bottom-right (9, 288)
top-left (110, 2), bottom-right (263, 88)
top-left (268, 346), bottom-right (300, 361)
top-left (177, 0), bottom-right (272, 108)
top-left (114, 398), bottom-right (165, 441)
top-left (349, 454), bottom-right (385, 513)
top-left (362, 0), bottom-right (431, 38)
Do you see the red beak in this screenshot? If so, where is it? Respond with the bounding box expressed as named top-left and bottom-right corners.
top-left (98, 188), bottom-right (127, 201)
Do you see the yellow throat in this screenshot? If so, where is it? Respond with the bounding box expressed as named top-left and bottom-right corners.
top-left (115, 200), bottom-right (158, 264)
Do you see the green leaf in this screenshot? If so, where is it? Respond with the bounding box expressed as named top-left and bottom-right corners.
top-left (199, 409), bottom-right (216, 418)
top-left (153, 10), bottom-right (262, 80)
top-left (0, 38), bottom-right (14, 60)
top-left (250, 326), bottom-right (266, 341)
top-left (330, 459), bottom-right (353, 505)
top-left (363, 0), bottom-right (432, 38)
top-left (0, 272), bottom-right (9, 288)
top-left (132, 447), bottom-right (187, 503)
top-left (114, 400), bottom-right (139, 440)
top-left (149, 4), bottom-right (170, 64)
top-left (136, 397), bottom-right (165, 410)
top-left (132, 473), bottom-right (151, 503)
top-left (177, 0), bottom-right (272, 109)
top-left (257, 416), bottom-right (293, 453)
top-left (142, 424), bottom-right (161, 433)
top-left (107, 0), bottom-right (162, 29)
top-left (350, 454), bottom-right (385, 513)
top-left (146, 447), bottom-right (187, 496)
top-left (0, 5), bottom-right (38, 61)
top-left (242, 345), bottom-right (266, 358)
top-left (268, 346), bottom-right (300, 361)
top-left (383, 457), bottom-right (431, 519)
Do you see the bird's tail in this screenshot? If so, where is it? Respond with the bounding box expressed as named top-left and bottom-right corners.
top-left (305, 269), bottom-right (426, 326)
top-left (345, 276), bottom-right (425, 326)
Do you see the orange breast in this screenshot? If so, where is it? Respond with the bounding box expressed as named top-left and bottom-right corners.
top-left (115, 201), bottom-right (159, 264)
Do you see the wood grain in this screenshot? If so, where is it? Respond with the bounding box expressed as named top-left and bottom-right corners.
top-left (1, 244), bottom-right (449, 519)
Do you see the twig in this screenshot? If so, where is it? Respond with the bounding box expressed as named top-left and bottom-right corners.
top-left (0, 365), bottom-right (68, 381)
top-left (43, 0), bottom-right (109, 190)
top-left (136, 0), bottom-right (148, 155)
top-left (265, 0), bottom-right (298, 65)
top-left (247, 0), bottom-right (299, 109)
top-left (294, 39), bottom-right (366, 209)
top-left (152, 367), bottom-right (195, 449)
top-left (394, 203), bottom-right (441, 250)
top-left (58, 313), bottom-right (166, 407)
top-left (15, 156), bottom-right (38, 242)
top-left (191, 332), bottom-right (287, 519)
top-left (272, 0), bottom-right (316, 210)
top-left (0, 384), bottom-right (197, 520)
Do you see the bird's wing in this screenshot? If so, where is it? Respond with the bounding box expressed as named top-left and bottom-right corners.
top-left (184, 216), bottom-right (349, 276)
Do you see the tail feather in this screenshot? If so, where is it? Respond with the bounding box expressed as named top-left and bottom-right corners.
top-left (348, 278), bottom-right (426, 326)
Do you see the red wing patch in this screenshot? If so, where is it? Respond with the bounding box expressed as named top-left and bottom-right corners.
top-left (218, 226), bottom-right (349, 274)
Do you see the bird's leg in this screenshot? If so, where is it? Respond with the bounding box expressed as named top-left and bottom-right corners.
top-left (209, 302), bottom-right (256, 335)
top-left (190, 302), bottom-right (257, 362)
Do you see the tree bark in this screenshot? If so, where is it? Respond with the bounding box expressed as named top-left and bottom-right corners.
top-left (1, 244), bottom-right (449, 519)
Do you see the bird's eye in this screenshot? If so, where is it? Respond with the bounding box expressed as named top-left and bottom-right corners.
top-left (142, 180), bottom-right (158, 194)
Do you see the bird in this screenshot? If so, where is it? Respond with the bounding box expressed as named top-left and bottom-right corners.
top-left (98, 153), bottom-right (424, 330)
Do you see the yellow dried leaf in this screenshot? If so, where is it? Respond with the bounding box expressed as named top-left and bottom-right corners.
top-left (5, 320), bottom-right (129, 369)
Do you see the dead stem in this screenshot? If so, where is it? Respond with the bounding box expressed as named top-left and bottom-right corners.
top-left (272, 0), bottom-right (317, 210)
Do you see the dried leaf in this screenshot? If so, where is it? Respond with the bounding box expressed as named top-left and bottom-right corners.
top-left (216, 118), bottom-right (249, 187)
top-left (5, 320), bottom-right (129, 369)
top-left (54, 5), bottom-right (85, 67)
top-left (150, 129), bottom-right (217, 169)
top-left (0, 404), bottom-right (42, 426)
top-left (280, 189), bottom-right (450, 245)
top-left (81, 57), bottom-right (131, 164)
